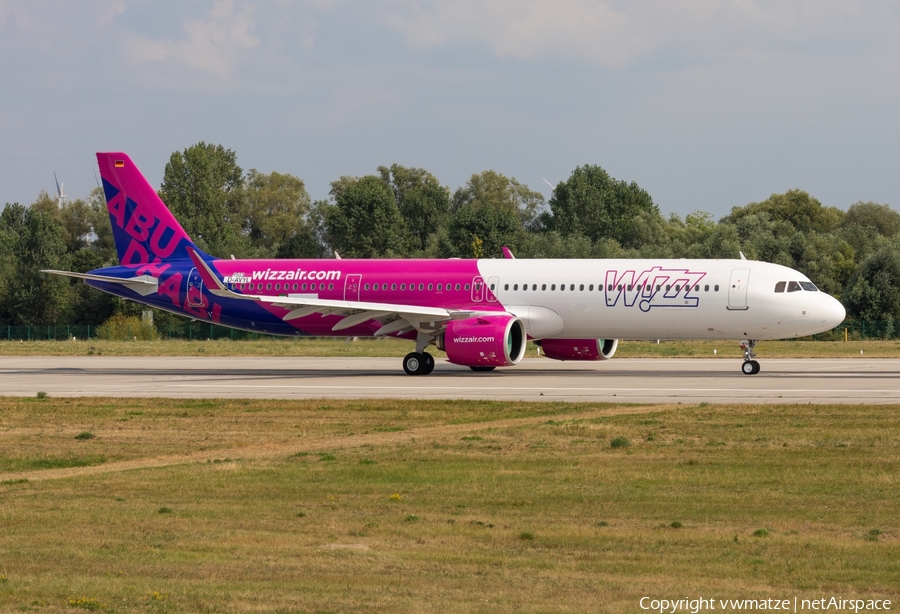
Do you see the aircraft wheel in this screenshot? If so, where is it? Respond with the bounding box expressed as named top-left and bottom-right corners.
top-left (422, 353), bottom-right (435, 375)
top-left (469, 366), bottom-right (496, 372)
top-left (741, 360), bottom-right (760, 375)
top-left (403, 352), bottom-right (425, 375)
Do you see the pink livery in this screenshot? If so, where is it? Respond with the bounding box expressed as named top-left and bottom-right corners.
top-left (43, 153), bottom-right (846, 376)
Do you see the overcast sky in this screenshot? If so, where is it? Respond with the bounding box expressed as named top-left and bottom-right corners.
top-left (2, 0), bottom-right (899, 218)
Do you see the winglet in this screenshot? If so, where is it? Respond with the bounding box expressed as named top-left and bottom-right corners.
top-left (501, 246), bottom-right (515, 259)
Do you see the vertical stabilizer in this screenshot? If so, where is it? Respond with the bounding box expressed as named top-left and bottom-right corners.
top-left (96, 152), bottom-right (201, 266)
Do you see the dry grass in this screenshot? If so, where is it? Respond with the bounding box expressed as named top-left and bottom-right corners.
top-left (2, 337), bottom-right (900, 358)
top-left (0, 398), bottom-right (898, 613)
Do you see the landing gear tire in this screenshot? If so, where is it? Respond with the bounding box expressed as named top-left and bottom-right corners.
top-left (403, 352), bottom-right (425, 376)
top-left (469, 366), bottom-right (496, 372)
top-left (422, 352), bottom-right (435, 375)
top-left (403, 352), bottom-right (435, 376)
top-left (741, 360), bottom-right (760, 375)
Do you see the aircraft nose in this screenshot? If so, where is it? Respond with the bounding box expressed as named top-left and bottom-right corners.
top-left (823, 295), bottom-right (846, 328)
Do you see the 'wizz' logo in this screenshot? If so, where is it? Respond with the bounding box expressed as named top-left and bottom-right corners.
top-left (605, 266), bottom-right (707, 312)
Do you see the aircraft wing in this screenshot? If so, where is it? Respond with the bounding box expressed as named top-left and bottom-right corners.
top-left (187, 249), bottom-right (476, 336)
top-left (40, 270), bottom-right (159, 296)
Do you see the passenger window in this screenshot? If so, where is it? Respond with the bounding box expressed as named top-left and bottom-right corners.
top-left (266, 283), bottom-right (272, 291)
top-left (666, 285), bottom-right (670, 291)
top-left (787, 281), bottom-right (802, 292)
top-left (551, 284), bottom-right (556, 290)
top-left (455, 283), bottom-right (461, 291)
top-left (561, 284), bottom-right (566, 291)
top-left (391, 283), bottom-right (397, 290)
top-left (274, 283), bottom-right (280, 291)
top-left (504, 284), bottom-right (509, 290)
top-left (427, 283), bottom-right (433, 291)
top-left (465, 284), bottom-right (470, 291)
top-left (714, 285), bottom-right (719, 291)
top-left (589, 284), bottom-right (594, 291)
top-left (775, 281), bottom-right (786, 293)
top-left (704, 284), bottom-right (709, 292)
top-left (656, 284), bottom-right (661, 291)
top-left (542, 284), bottom-right (547, 291)
top-left (328, 283), bottom-right (333, 290)
top-left (400, 283), bottom-right (406, 290)
top-left (438, 283), bottom-right (443, 291)
top-left (364, 283), bottom-right (369, 291)
top-left (319, 283), bottom-right (325, 290)
top-left (532, 284), bottom-right (537, 291)
top-left (418, 283), bottom-right (424, 291)
top-left (607, 284), bottom-right (613, 291)
top-left (523, 284), bottom-right (528, 291)
top-left (513, 284), bottom-right (518, 290)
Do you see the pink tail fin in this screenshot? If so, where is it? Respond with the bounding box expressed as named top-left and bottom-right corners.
top-left (97, 152), bottom-right (199, 266)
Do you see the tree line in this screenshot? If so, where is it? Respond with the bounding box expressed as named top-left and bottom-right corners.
top-left (2, 141), bottom-right (900, 328)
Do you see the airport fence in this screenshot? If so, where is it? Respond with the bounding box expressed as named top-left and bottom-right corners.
top-left (0, 323), bottom-right (277, 342)
top-left (0, 320), bottom-right (897, 342)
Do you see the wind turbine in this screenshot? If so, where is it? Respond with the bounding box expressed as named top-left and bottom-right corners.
top-left (54, 172), bottom-right (68, 207)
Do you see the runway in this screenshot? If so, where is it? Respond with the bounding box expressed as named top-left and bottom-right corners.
top-left (1, 356), bottom-right (898, 403)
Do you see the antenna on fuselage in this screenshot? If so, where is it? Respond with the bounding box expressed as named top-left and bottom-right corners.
top-left (739, 251), bottom-right (747, 260)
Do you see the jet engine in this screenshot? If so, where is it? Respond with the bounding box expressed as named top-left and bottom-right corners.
top-left (538, 338), bottom-right (618, 361)
top-left (438, 315), bottom-right (526, 368)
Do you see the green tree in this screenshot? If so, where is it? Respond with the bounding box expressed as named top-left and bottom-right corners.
top-left (325, 176), bottom-right (409, 258)
top-left (159, 142), bottom-right (251, 258)
top-left (547, 165), bottom-right (658, 244)
top-left (841, 201), bottom-right (900, 237)
top-left (378, 164), bottom-right (451, 254)
top-left (0, 203), bottom-right (73, 324)
top-left (842, 245), bottom-right (900, 322)
top-left (722, 189), bottom-right (843, 234)
top-left (243, 169), bottom-right (312, 256)
top-left (448, 170), bottom-right (542, 258)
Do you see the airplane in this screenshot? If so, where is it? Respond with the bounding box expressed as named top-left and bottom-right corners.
top-left (42, 152), bottom-right (846, 376)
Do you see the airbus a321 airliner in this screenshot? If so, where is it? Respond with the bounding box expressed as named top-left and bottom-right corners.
top-left (43, 153), bottom-right (846, 376)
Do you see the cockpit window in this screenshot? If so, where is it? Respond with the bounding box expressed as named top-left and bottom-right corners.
top-left (800, 281), bottom-right (818, 292)
top-left (787, 281), bottom-right (802, 292)
top-left (774, 281), bottom-right (786, 293)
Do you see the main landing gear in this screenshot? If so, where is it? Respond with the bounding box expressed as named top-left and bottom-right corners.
top-left (740, 339), bottom-right (760, 375)
top-left (403, 352), bottom-right (435, 376)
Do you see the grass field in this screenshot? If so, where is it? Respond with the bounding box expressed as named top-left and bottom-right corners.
top-left (2, 336), bottom-right (900, 358)
top-left (0, 397), bottom-right (897, 613)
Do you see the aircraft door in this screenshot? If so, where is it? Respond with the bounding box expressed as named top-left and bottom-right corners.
top-left (187, 268), bottom-right (204, 307)
top-left (487, 276), bottom-right (499, 302)
top-left (728, 268), bottom-right (750, 310)
top-left (344, 274), bottom-right (362, 301)
top-left (471, 276), bottom-right (485, 302)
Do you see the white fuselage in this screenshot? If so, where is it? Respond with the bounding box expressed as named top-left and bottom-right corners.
top-left (476, 258), bottom-right (845, 341)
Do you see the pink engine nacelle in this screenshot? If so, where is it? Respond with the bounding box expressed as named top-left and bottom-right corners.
top-left (438, 315), bottom-right (526, 367)
top-left (539, 338), bottom-right (619, 361)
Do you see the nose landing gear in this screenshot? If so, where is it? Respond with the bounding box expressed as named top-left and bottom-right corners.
top-left (740, 339), bottom-right (760, 375)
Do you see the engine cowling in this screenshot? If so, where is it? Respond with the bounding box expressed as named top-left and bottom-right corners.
top-left (438, 315), bottom-right (526, 368)
top-left (538, 338), bottom-right (618, 361)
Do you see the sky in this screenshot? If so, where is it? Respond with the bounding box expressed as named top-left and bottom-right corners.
top-left (2, 0), bottom-right (900, 219)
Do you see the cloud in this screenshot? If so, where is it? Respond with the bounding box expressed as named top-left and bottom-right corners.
top-left (380, 0), bottom-right (898, 69)
top-left (381, 0), bottom-right (644, 68)
top-left (125, 0), bottom-right (259, 79)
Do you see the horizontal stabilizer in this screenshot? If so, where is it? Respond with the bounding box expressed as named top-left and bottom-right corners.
top-left (41, 270), bottom-right (159, 296)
